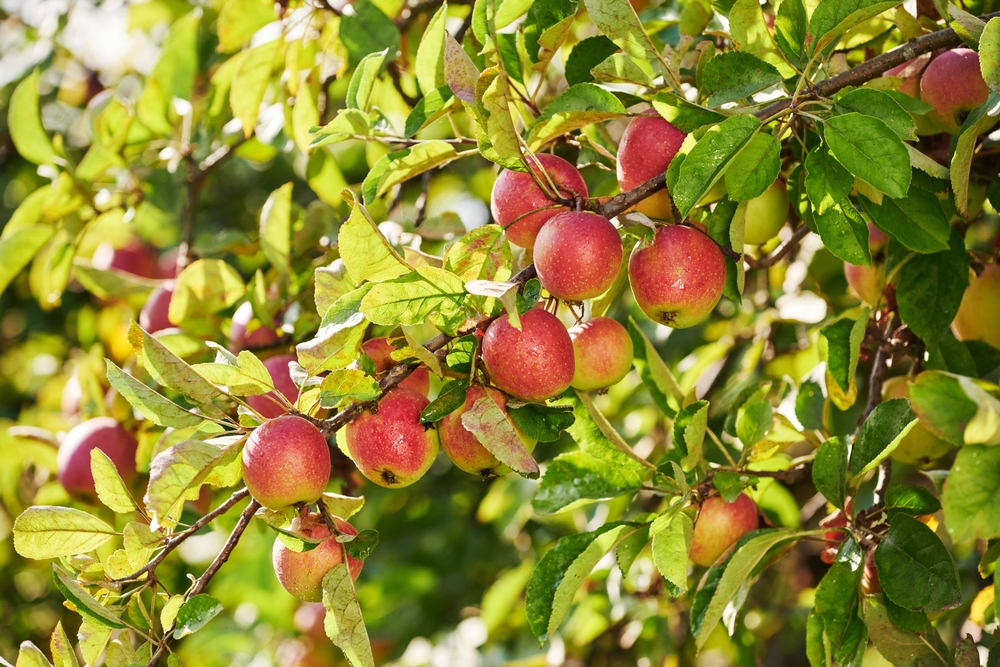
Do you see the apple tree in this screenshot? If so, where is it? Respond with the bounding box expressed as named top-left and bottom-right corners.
top-left (1, 0), bottom-right (1000, 663)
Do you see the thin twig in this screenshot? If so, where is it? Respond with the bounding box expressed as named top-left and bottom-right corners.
top-left (745, 224), bottom-right (812, 269)
top-left (414, 170), bottom-right (432, 227)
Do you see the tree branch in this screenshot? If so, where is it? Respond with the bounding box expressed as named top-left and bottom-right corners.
top-left (745, 224), bottom-right (812, 269)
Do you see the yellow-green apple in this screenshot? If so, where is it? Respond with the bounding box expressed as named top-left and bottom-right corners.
top-left (952, 263), bottom-right (1000, 349)
top-left (617, 112), bottom-right (687, 218)
top-left (246, 354), bottom-right (300, 419)
top-left (920, 48), bottom-right (990, 134)
top-left (628, 224), bottom-right (726, 328)
top-left (743, 181), bottom-right (789, 245)
top-left (689, 493), bottom-right (758, 566)
top-left (362, 337), bottom-right (430, 396)
top-left (568, 317), bottom-right (634, 391)
top-left (481, 308), bottom-right (575, 401)
top-left (272, 512), bottom-right (363, 601)
top-left (533, 212), bottom-right (623, 300)
top-left (57, 417), bottom-right (137, 501)
top-left (344, 388), bottom-right (439, 487)
top-left (242, 414), bottom-right (331, 509)
top-left (491, 154), bottom-right (589, 248)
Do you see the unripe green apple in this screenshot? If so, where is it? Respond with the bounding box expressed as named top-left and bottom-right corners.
top-left (533, 212), bottom-right (623, 301)
top-left (246, 354), bottom-right (301, 419)
top-left (568, 317), bottom-right (634, 391)
top-left (243, 415), bottom-right (331, 509)
top-left (689, 493), bottom-right (758, 567)
top-left (617, 112), bottom-right (687, 218)
top-left (57, 417), bottom-right (138, 501)
top-left (952, 264), bottom-right (1000, 349)
top-left (439, 385), bottom-right (534, 476)
top-left (743, 181), bottom-right (789, 245)
top-left (481, 308), bottom-right (575, 401)
top-left (920, 49), bottom-right (990, 134)
top-left (272, 513), bottom-right (363, 602)
top-left (229, 301), bottom-right (280, 352)
top-left (362, 337), bottom-right (430, 396)
top-left (881, 376), bottom-right (952, 466)
top-left (344, 388), bottom-right (439, 487)
top-left (491, 154), bottom-right (589, 248)
top-left (628, 224), bottom-right (726, 328)
top-left (139, 281), bottom-right (175, 334)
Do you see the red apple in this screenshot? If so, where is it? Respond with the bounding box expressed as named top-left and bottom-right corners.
top-left (689, 493), bottom-right (758, 567)
top-left (361, 337), bottom-right (430, 396)
top-left (139, 281), bottom-right (175, 334)
top-left (57, 417), bottom-right (137, 501)
top-left (481, 308), bottom-right (575, 402)
top-left (616, 112), bottom-right (687, 218)
top-left (628, 225), bottom-right (726, 328)
top-left (343, 388), bottom-right (439, 487)
top-left (246, 354), bottom-right (300, 419)
top-left (91, 241), bottom-right (160, 279)
top-left (952, 263), bottom-right (1000, 349)
top-left (533, 212), bottom-right (623, 301)
top-left (439, 385), bottom-right (517, 476)
top-left (230, 301), bottom-right (280, 352)
top-left (242, 415), bottom-right (331, 509)
top-left (272, 512), bottom-right (363, 601)
top-left (568, 317), bottom-right (634, 391)
top-left (490, 154), bottom-right (589, 248)
top-left (920, 48), bottom-right (990, 134)
top-left (819, 508), bottom-right (849, 564)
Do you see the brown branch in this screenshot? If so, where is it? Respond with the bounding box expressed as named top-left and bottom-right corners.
top-left (148, 498), bottom-right (260, 667)
top-left (745, 224), bottom-right (812, 269)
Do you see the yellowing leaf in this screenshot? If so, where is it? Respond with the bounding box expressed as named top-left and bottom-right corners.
top-left (231, 39), bottom-right (282, 137)
top-left (13, 507), bottom-right (117, 560)
top-left (90, 449), bottom-right (138, 514)
top-left (323, 563), bottom-right (375, 667)
top-left (460, 395), bottom-right (539, 478)
top-left (8, 70), bottom-right (58, 165)
top-left (338, 192), bottom-right (411, 284)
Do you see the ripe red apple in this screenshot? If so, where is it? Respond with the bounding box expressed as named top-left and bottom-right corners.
top-left (57, 417), bottom-right (137, 501)
top-left (881, 376), bottom-right (953, 466)
top-left (628, 224), bottom-right (726, 328)
top-left (229, 302), bottom-right (280, 352)
top-left (481, 308), bottom-right (575, 402)
top-left (533, 212), bottom-right (623, 301)
top-left (139, 281), bottom-right (175, 334)
top-left (242, 415), bottom-right (331, 509)
top-left (246, 354), bottom-right (300, 419)
top-left (689, 493), bottom-right (758, 567)
top-left (490, 153), bottom-right (589, 248)
top-left (568, 317), bottom-right (634, 391)
top-left (920, 48), bottom-right (990, 134)
top-left (844, 263), bottom-right (885, 305)
top-left (617, 112), bottom-right (687, 218)
top-left (343, 388), bottom-right (439, 487)
top-left (439, 385), bottom-right (532, 476)
top-left (91, 241), bottom-right (160, 279)
top-left (882, 55), bottom-right (944, 135)
top-left (953, 264), bottom-right (1000, 349)
top-left (743, 181), bottom-right (789, 245)
top-left (272, 512), bottom-right (363, 602)
top-left (361, 337), bottom-right (430, 396)
top-left (819, 507), bottom-right (848, 564)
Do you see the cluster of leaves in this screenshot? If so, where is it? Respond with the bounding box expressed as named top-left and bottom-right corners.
top-left (2, 0), bottom-right (1000, 663)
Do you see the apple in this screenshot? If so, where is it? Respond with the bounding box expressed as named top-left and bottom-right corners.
top-left (91, 241), bottom-right (160, 279)
top-left (628, 224), bottom-right (726, 328)
top-left (242, 414), bottom-right (331, 509)
top-left (881, 376), bottom-right (953, 466)
top-left (272, 512), bottom-right (363, 602)
top-left (480, 308), bottom-right (575, 401)
top-left (439, 385), bottom-right (534, 476)
top-left (246, 354), bottom-right (301, 419)
top-left (533, 212), bottom-right (623, 301)
top-left (952, 263), bottom-right (1000, 349)
top-left (819, 506), bottom-right (849, 565)
top-left (844, 224), bottom-right (887, 306)
top-left (743, 181), bottom-right (789, 245)
top-left (490, 154), bottom-right (589, 248)
top-left (361, 337), bottom-right (430, 396)
top-left (920, 48), bottom-right (990, 134)
top-left (343, 388), bottom-right (439, 487)
top-left (139, 281), bottom-right (175, 334)
top-left (230, 301), bottom-right (280, 352)
top-left (689, 493), bottom-right (758, 567)
top-left (568, 317), bottom-right (634, 391)
top-left (617, 111), bottom-right (687, 218)
top-left (882, 55), bottom-right (944, 135)
top-left (57, 417), bottom-right (137, 501)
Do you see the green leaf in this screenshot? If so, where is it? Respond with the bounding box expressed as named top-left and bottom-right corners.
top-left (230, 39), bottom-right (281, 137)
top-left (672, 115), bottom-right (761, 217)
top-left (714, 472), bottom-right (760, 503)
top-left (942, 444), bottom-right (1000, 541)
top-left (338, 192), bottom-right (412, 284)
top-left (525, 522), bottom-right (641, 642)
top-left (849, 399), bottom-right (918, 478)
top-left (805, 144), bottom-right (855, 216)
top-left (555, 391), bottom-right (649, 471)
top-left (260, 183), bottom-right (292, 274)
top-left (796, 380), bottom-right (825, 431)
top-left (444, 224), bottom-right (512, 286)
top-left (311, 109), bottom-right (374, 148)
top-left (652, 511), bottom-right (693, 595)
top-left (950, 92), bottom-right (1000, 217)
top-left (461, 394), bottom-right (539, 478)
top-left (861, 188), bottom-right (950, 253)
top-left (835, 88), bottom-right (917, 141)
top-left (360, 266), bottom-right (469, 335)
top-left (729, 0), bottom-right (797, 77)
top-left (896, 233), bottom-right (970, 343)
top-left (0, 225), bottom-right (56, 298)
top-left (420, 379), bottom-right (469, 422)
top-left (323, 564), bottom-right (375, 667)
top-left (52, 565), bottom-right (127, 629)
top-left (564, 35), bottom-right (619, 85)
top-left (339, 0), bottom-right (399, 69)
top-left (367, 142), bottom-right (461, 200)
top-left (527, 83), bottom-right (628, 150)
top-left (885, 484), bottom-right (941, 520)
top-left (73, 261), bottom-right (158, 307)
top-left (415, 4), bottom-right (448, 95)
top-left (296, 288), bottom-right (368, 373)
top-left (319, 493), bottom-right (366, 521)
top-left (824, 113), bottom-right (911, 199)
top-left (701, 52), bottom-right (783, 107)
top-left (982, 19), bottom-right (1000, 93)
top-left (319, 369), bottom-right (381, 408)
top-left (90, 450), bottom-right (138, 514)
top-left (168, 259), bottom-right (246, 324)
top-left (404, 87), bottom-right (458, 137)
top-left (725, 132), bottom-right (781, 201)
top-left (8, 70), bottom-right (58, 165)
top-left (672, 400), bottom-right (709, 471)
top-left (474, 67), bottom-right (522, 169)
top-left (808, 0), bottom-right (900, 54)
top-left (651, 92), bottom-right (727, 133)
top-left (532, 451), bottom-right (643, 515)
top-left (127, 322), bottom-right (229, 408)
top-left (175, 595), bottom-right (223, 639)
top-left (909, 372), bottom-right (979, 445)
top-left (76, 619), bottom-right (112, 667)
top-left (217, 0), bottom-right (275, 52)
top-left (774, 0), bottom-right (807, 66)
top-left (737, 400), bottom-right (773, 448)
top-left (15, 642), bottom-right (53, 667)
top-left (50, 621), bottom-right (79, 667)
top-left (875, 514), bottom-right (961, 612)
top-left (144, 437), bottom-right (245, 528)
top-left (13, 507), bottom-right (117, 560)
top-left (580, 0), bottom-right (659, 62)
top-left (507, 403), bottom-right (575, 443)
top-left (820, 312), bottom-right (868, 400)
top-left (343, 529), bottom-right (379, 561)
top-left (813, 437), bottom-right (848, 510)
top-left (591, 53), bottom-right (655, 87)
top-left (809, 560), bottom-right (867, 667)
